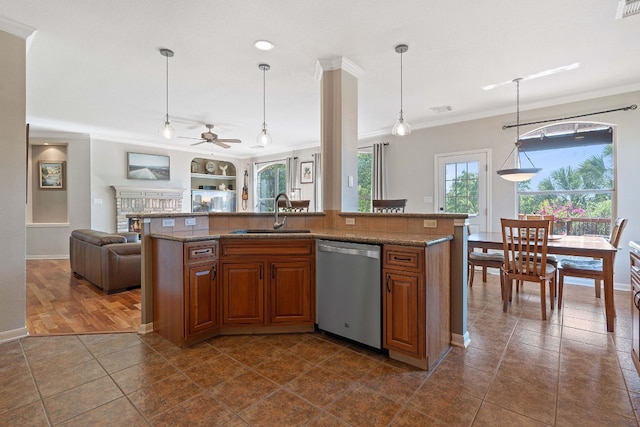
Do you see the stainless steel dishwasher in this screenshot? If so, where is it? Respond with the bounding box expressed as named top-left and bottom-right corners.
top-left (316, 239), bottom-right (382, 349)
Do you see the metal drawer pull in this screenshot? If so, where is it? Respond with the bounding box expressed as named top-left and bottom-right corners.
top-left (193, 248), bottom-right (212, 255)
top-left (393, 256), bottom-right (412, 262)
top-left (386, 275), bottom-right (391, 293)
top-left (635, 291), bottom-right (640, 310)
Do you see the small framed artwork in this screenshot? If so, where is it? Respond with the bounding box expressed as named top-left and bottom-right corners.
top-left (39, 161), bottom-right (64, 189)
top-left (300, 161), bottom-right (314, 184)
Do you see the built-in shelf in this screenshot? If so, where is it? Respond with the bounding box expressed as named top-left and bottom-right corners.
top-left (190, 173), bottom-right (235, 181)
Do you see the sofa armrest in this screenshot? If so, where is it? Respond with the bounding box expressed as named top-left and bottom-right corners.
top-left (101, 243), bottom-right (141, 293)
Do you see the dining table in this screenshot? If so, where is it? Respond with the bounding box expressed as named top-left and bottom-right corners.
top-left (468, 232), bottom-right (619, 332)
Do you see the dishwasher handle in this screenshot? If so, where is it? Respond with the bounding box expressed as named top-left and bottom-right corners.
top-left (318, 243), bottom-right (380, 259)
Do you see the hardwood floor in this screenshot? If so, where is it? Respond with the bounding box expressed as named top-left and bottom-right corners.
top-left (26, 259), bottom-right (141, 335)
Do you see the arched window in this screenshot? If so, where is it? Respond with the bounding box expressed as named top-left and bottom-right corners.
top-left (254, 160), bottom-right (287, 212)
top-left (517, 121), bottom-right (615, 236)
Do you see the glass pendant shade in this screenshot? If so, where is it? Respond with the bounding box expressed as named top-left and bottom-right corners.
top-left (256, 125), bottom-right (272, 146)
top-left (159, 117), bottom-right (175, 139)
top-left (392, 113), bottom-right (411, 136)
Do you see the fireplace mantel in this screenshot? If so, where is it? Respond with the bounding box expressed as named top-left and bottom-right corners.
top-left (112, 186), bottom-right (186, 232)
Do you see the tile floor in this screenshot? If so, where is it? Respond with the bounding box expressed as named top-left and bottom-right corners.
top-left (1, 274), bottom-right (640, 426)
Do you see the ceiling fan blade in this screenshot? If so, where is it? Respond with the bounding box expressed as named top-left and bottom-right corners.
top-left (190, 140), bottom-right (207, 146)
top-left (215, 141), bottom-right (231, 149)
top-left (217, 138), bottom-right (241, 143)
top-left (179, 136), bottom-right (202, 140)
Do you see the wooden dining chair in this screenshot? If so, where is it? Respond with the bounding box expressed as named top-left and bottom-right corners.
top-left (501, 218), bottom-right (556, 320)
top-left (467, 226), bottom-right (504, 288)
top-left (372, 199), bottom-right (407, 213)
top-left (515, 214), bottom-right (558, 292)
top-left (557, 217), bottom-right (627, 310)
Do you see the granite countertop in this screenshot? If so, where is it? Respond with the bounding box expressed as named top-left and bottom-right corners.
top-left (149, 228), bottom-right (453, 248)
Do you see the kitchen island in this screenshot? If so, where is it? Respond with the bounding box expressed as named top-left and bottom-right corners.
top-left (133, 210), bottom-right (468, 370)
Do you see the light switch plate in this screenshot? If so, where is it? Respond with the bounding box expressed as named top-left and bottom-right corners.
top-left (345, 217), bottom-right (356, 225)
top-left (162, 218), bottom-right (175, 227)
top-left (185, 217), bottom-right (196, 226)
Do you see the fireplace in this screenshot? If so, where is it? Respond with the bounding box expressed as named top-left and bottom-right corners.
top-left (112, 186), bottom-right (185, 233)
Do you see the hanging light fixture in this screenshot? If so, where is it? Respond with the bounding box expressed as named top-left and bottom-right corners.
top-left (158, 48), bottom-right (175, 139)
top-left (392, 44), bottom-right (411, 136)
top-left (496, 78), bottom-right (541, 182)
top-left (256, 63), bottom-right (272, 147)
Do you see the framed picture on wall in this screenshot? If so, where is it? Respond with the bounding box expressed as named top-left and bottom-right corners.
top-left (39, 161), bottom-right (64, 189)
top-left (127, 152), bottom-right (170, 180)
top-left (300, 161), bottom-right (314, 184)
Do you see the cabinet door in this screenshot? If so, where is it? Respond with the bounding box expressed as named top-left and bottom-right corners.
top-left (383, 269), bottom-right (422, 356)
top-left (187, 263), bottom-right (218, 336)
top-left (221, 261), bottom-right (265, 325)
top-left (269, 260), bottom-right (313, 324)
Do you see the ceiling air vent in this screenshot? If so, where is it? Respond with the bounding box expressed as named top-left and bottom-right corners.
top-left (616, 0), bottom-right (640, 19)
top-left (430, 105), bottom-right (453, 113)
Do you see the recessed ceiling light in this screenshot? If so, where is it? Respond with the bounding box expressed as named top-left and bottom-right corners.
top-left (482, 63), bottom-right (580, 90)
top-left (254, 40), bottom-right (274, 51)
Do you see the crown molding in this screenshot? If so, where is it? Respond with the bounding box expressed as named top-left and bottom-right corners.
top-left (0, 15), bottom-right (36, 39)
top-left (315, 56), bottom-right (364, 80)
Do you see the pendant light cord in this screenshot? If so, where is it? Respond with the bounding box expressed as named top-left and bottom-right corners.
top-left (165, 54), bottom-right (170, 122)
top-left (399, 50), bottom-right (404, 119)
top-left (262, 67), bottom-right (266, 128)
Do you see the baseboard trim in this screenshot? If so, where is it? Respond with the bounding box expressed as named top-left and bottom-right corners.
top-left (0, 327), bottom-right (28, 344)
top-left (451, 332), bottom-right (470, 348)
top-left (138, 322), bottom-right (154, 334)
top-left (27, 255), bottom-right (69, 260)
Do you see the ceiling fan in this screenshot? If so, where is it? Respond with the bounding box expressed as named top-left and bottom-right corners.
top-left (179, 124), bottom-right (241, 149)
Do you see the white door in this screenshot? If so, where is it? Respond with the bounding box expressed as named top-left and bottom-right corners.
top-left (435, 150), bottom-right (489, 233)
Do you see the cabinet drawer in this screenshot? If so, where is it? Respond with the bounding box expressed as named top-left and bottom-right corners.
top-left (185, 242), bottom-right (218, 263)
top-left (383, 245), bottom-right (424, 272)
top-left (221, 239), bottom-right (314, 258)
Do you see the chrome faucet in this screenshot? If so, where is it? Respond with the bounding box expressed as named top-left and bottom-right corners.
top-left (274, 192), bottom-right (291, 229)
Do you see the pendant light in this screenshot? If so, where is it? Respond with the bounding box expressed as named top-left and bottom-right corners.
top-left (256, 63), bottom-right (272, 147)
top-left (496, 78), bottom-right (541, 182)
top-left (159, 48), bottom-right (175, 139)
top-left (391, 44), bottom-right (411, 136)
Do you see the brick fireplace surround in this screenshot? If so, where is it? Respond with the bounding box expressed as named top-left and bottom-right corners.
top-left (112, 186), bottom-right (185, 233)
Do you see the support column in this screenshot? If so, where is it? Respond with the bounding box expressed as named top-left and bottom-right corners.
top-left (316, 57), bottom-right (363, 219)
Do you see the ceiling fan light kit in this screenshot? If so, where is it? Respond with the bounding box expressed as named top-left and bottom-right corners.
top-left (158, 48), bottom-right (176, 139)
top-left (391, 44), bottom-right (411, 136)
top-left (256, 63), bottom-right (272, 147)
top-left (496, 78), bottom-right (542, 182)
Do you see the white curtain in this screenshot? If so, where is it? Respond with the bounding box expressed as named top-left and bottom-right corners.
top-left (286, 156), bottom-right (296, 195)
top-left (372, 142), bottom-right (386, 200)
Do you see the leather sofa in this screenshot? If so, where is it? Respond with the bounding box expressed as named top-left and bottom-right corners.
top-left (69, 229), bottom-right (141, 294)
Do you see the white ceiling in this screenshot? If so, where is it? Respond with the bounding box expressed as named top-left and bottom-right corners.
top-left (2, 0), bottom-right (640, 158)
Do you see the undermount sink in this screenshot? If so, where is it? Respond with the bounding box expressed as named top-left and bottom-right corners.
top-left (229, 229), bottom-right (312, 234)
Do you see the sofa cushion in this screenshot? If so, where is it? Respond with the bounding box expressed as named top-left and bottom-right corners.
top-left (71, 229), bottom-right (127, 246)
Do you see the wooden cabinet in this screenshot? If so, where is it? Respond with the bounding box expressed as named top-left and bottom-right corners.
top-left (220, 239), bottom-right (315, 329)
top-left (152, 239), bottom-right (219, 347)
top-left (382, 242), bottom-right (450, 370)
top-left (221, 261), bottom-right (264, 325)
top-left (383, 246), bottom-right (424, 357)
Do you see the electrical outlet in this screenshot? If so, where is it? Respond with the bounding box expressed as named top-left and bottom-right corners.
top-left (345, 217), bottom-right (356, 225)
top-left (162, 218), bottom-right (175, 227)
top-left (185, 217), bottom-right (196, 226)
top-left (423, 196), bottom-right (433, 204)
top-left (423, 219), bottom-right (437, 228)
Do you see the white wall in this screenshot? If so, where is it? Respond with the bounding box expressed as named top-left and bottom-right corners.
top-left (0, 29), bottom-right (27, 340)
top-left (90, 139), bottom-right (241, 232)
top-left (362, 90), bottom-right (640, 285)
top-left (26, 132), bottom-right (91, 259)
